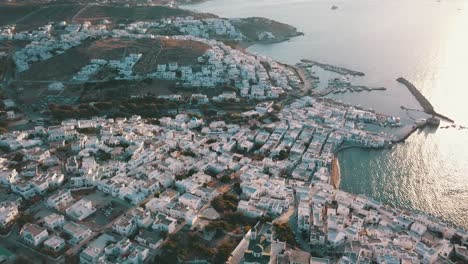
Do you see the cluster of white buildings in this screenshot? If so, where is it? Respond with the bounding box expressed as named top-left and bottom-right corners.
top-left (125, 16), bottom-right (245, 40)
top-left (72, 54), bottom-right (142, 82)
top-left (295, 184), bottom-right (468, 264)
top-left (20, 219), bottom-right (91, 251)
top-left (79, 31), bottom-right (299, 99)
top-left (172, 35), bottom-right (300, 99)
top-left (0, 201), bottom-right (19, 229)
top-left (171, 17), bottom-right (245, 40)
top-left (11, 21), bottom-right (109, 72)
top-left (0, 93), bottom-right (464, 262)
top-left (9, 16), bottom-right (300, 102)
top-left (80, 233), bottom-right (150, 264)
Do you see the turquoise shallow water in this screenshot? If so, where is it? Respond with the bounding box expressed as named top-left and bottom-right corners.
top-left (183, 0), bottom-right (468, 228)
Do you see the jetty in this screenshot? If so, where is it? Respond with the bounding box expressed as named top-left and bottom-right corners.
top-left (301, 59), bottom-right (365, 76)
top-left (396, 77), bottom-right (454, 123)
top-left (317, 86), bottom-right (387, 97)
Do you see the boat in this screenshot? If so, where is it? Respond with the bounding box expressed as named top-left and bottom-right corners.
top-left (339, 76), bottom-right (351, 84)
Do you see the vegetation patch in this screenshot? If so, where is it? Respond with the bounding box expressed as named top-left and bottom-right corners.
top-left (76, 5), bottom-right (216, 24)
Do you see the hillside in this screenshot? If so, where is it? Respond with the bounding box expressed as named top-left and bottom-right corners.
top-left (75, 5), bottom-right (217, 24)
top-left (19, 37), bottom-right (209, 81)
top-left (232, 17), bottom-right (303, 44)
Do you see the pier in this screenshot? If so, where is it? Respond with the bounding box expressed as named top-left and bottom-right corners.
top-left (317, 85), bottom-right (387, 97)
top-left (301, 59), bottom-right (365, 76)
top-left (397, 77), bottom-right (454, 123)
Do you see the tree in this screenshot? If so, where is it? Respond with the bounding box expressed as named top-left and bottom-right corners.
top-left (273, 223), bottom-right (296, 246)
top-left (233, 182), bottom-right (242, 195)
top-left (213, 241), bottom-right (235, 263)
top-left (278, 149), bottom-right (288, 160)
top-left (153, 252), bottom-right (178, 264)
top-left (160, 231), bottom-right (168, 239)
top-left (17, 213), bottom-right (34, 228)
top-left (211, 193), bottom-right (239, 213)
top-left (220, 174), bottom-right (231, 183)
top-left (450, 234), bottom-right (462, 245)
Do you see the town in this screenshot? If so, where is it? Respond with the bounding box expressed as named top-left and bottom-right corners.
top-left (0, 95), bottom-right (466, 263)
top-left (0, 15), bottom-right (301, 125)
top-left (0, 1), bottom-right (467, 264)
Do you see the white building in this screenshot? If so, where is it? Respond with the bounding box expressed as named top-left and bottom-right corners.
top-left (20, 223), bottom-right (49, 247)
top-left (44, 213), bottom-right (65, 230)
top-left (0, 202), bottom-right (18, 228)
top-left (152, 213), bottom-right (177, 234)
top-left (63, 222), bottom-right (92, 244)
top-left (179, 192), bottom-right (203, 210)
top-left (65, 199), bottom-right (96, 221)
top-left (113, 215), bottom-right (137, 237)
top-left (44, 236), bottom-right (66, 252)
top-left (47, 190), bottom-right (74, 210)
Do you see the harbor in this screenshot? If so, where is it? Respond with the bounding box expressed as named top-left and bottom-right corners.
top-left (294, 62), bottom-right (386, 97)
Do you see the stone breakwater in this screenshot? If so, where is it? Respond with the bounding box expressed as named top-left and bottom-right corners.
top-left (397, 77), bottom-right (454, 123)
top-left (301, 59), bottom-right (365, 76)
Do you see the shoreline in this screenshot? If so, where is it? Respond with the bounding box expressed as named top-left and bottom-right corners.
top-left (330, 157), bottom-right (341, 189)
top-left (334, 121), bottom-right (427, 153)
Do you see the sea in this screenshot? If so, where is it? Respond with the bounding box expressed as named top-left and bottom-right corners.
top-left (181, 0), bottom-right (468, 228)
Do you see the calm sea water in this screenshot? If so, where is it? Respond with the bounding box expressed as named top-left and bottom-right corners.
top-left (182, 0), bottom-right (468, 228)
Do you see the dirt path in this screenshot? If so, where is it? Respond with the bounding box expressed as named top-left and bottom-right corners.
top-left (72, 4), bottom-right (93, 23)
top-left (273, 206), bottom-right (294, 225)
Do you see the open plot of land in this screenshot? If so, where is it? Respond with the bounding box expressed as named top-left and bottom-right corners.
top-left (75, 5), bottom-right (216, 24)
top-left (0, 40), bottom-right (30, 53)
top-left (72, 190), bottom-right (132, 231)
top-left (14, 4), bottom-right (85, 31)
top-left (80, 79), bottom-right (177, 101)
top-left (0, 58), bottom-right (6, 80)
top-left (158, 226), bottom-right (242, 263)
top-left (19, 37), bottom-right (209, 81)
top-left (0, 3), bottom-right (39, 26)
top-left (133, 38), bottom-right (210, 74)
